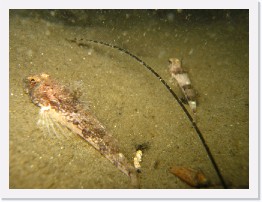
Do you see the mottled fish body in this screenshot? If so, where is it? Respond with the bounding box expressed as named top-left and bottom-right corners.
top-left (24, 73), bottom-right (138, 188)
top-left (169, 58), bottom-right (197, 115)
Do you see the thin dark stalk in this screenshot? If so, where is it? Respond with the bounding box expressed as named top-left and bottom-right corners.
top-left (67, 38), bottom-right (228, 189)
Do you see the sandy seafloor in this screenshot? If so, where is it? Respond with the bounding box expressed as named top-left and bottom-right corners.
top-left (9, 10), bottom-right (248, 189)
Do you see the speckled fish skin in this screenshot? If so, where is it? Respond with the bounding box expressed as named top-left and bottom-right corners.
top-left (24, 73), bottom-right (139, 188)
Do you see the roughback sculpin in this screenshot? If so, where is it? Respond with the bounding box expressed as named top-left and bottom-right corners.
top-left (23, 73), bottom-right (139, 188)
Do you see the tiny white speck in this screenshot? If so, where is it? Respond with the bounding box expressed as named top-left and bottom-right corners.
top-left (39, 156), bottom-right (42, 159)
top-left (118, 153), bottom-right (124, 158)
top-left (50, 156), bottom-right (54, 159)
top-left (11, 93), bottom-right (13, 96)
top-left (41, 53), bottom-right (44, 56)
top-left (61, 146), bottom-right (64, 150)
top-left (69, 58), bottom-right (72, 62)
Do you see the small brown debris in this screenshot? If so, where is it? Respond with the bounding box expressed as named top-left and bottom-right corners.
top-left (170, 166), bottom-right (209, 188)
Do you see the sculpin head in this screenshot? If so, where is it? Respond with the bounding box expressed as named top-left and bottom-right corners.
top-left (169, 58), bottom-right (184, 75)
top-left (23, 73), bottom-right (55, 108)
top-left (24, 73), bottom-right (78, 112)
top-left (24, 73), bottom-right (50, 93)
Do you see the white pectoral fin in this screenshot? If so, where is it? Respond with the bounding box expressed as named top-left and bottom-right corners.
top-left (188, 101), bottom-right (196, 113)
top-left (174, 73), bottom-right (191, 87)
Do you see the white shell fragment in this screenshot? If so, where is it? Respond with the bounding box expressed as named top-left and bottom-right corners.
top-left (134, 150), bottom-right (143, 172)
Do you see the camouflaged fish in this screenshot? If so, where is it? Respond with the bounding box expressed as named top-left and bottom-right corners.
top-left (169, 58), bottom-right (197, 115)
top-left (24, 73), bottom-right (139, 188)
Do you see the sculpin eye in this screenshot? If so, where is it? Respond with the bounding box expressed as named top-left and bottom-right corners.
top-left (28, 77), bottom-right (40, 87)
top-left (30, 78), bottom-right (36, 84)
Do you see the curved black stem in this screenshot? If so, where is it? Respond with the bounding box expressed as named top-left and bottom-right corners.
top-left (67, 38), bottom-right (228, 189)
